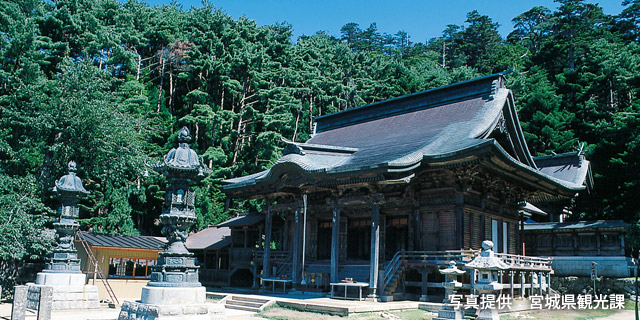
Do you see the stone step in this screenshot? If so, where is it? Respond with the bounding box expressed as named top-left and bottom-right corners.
top-left (226, 299), bottom-right (263, 309)
top-left (224, 303), bottom-right (261, 312)
top-left (231, 296), bottom-right (271, 304)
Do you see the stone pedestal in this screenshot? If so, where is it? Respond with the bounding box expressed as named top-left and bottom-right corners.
top-left (433, 305), bottom-right (464, 320)
top-left (476, 307), bottom-right (500, 320)
top-left (119, 285), bottom-right (225, 319)
top-left (29, 272), bottom-right (99, 310)
top-left (118, 300), bottom-right (226, 320)
top-left (141, 286), bottom-right (206, 305)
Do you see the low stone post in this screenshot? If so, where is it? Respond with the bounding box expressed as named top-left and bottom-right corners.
top-left (37, 286), bottom-right (52, 320)
top-left (433, 261), bottom-right (466, 320)
top-left (11, 285), bottom-right (27, 320)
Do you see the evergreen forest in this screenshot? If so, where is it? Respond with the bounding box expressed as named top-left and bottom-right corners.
top-left (1, 0), bottom-right (639, 288)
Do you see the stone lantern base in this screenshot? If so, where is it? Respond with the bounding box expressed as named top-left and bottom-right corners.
top-left (28, 272), bottom-right (99, 310)
top-left (118, 300), bottom-right (226, 320)
top-left (118, 286), bottom-right (226, 320)
top-left (433, 304), bottom-right (465, 320)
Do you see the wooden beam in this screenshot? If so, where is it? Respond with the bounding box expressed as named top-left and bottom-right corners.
top-left (262, 205), bottom-right (272, 278)
top-left (330, 201), bottom-right (341, 283)
top-left (369, 203), bottom-right (380, 297)
top-left (292, 210), bottom-right (301, 284)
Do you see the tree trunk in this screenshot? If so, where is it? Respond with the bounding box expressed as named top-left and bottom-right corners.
top-left (195, 122), bottom-right (199, 145)
top-left (220, 86), bottom-right (225, 110)
top-left (169, 69), bottom-right (174, 114)
top-left (309, 94), bottom-right (314, 133)
top-left (292, 109), bottom-right (300, 142)
top-left (99, 49), bottom-right (104, 70)
top-left (442, 41), bottom-right (447, 68)
top-left (156, 56), bottom-right (166, 113)
top-left (136, 51), bottom-right (142, 81)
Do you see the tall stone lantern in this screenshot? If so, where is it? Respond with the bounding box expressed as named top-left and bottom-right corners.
top-left (119, 127), bottom-right (224, 320)
top-left (433, 261), bottom-right (466, 320)
top-left (465, 240), bottom-right (509, 320)
top-left (46, 161), bottom-right (88, 274)
top-left (30, 161), bottom-right (99, 310)
top-left (146, 126), bottom-right (211, 290)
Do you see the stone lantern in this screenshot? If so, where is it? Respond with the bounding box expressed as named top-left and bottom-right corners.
top-left (45, 161), bottom-right (88, 274)
top-left (119, 127), bottom-right (224, 320)
top-left (30, 161), bottom-right (99, 310)
top-left (145, 126), bottom-right (211, 291)
top-left (465, 240), bottom-right (509, 320)
top-left (434, 261), bottom-right (466, 320)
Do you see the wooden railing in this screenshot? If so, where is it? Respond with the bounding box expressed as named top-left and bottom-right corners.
top-left (494, 252), bottom-right (552, 271)
top-left (381, 249), bottom-right (552, 296)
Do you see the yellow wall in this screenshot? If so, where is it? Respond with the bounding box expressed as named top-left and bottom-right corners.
top-left (75, 241), bottom-right (161, 279)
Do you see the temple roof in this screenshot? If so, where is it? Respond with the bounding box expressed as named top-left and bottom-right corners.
top-left (534, 152), bottom-right (593, 193)
top-left (186, 226), bottom-right (231, 250)
top-left (215, 214), bottom-right (264, 227)
top-left (223, 72), bottom-right (591, 201)
top-left (78, 231), bottom-right (166, 250)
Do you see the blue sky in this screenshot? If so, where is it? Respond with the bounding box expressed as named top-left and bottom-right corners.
top-left (145, 0), bottom-right (626, 43)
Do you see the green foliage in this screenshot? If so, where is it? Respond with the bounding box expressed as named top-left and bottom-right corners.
top-left (0, 0), bottom-right (638, 273)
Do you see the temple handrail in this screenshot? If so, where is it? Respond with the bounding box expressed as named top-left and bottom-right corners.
top-left (493, 252), bottom-right (552, 270)
top-left (381, 250), bottom-right (406, 294)
top-left (381, 249), bottom-right (552, 295)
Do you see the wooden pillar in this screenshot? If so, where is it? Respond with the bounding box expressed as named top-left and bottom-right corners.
top-left (419, 269), bottom-right (429, 301)
top-left (292, 210), bottom-right (301, 284)
top-left (283, 219), bottom-right (290, 251)
top-left (509, 271), bottom-right (514, 298)
top-left (243, 228), bottom-right (248, 248)
top-left (330, 202), bottom-right (341, 283)
top-left (538, 271), bottom-right (543, 295)
top-left (520, 215), bottom-right (525, 255)
top-left (454, 193), bottom-right (464, 249)
top-left (546, 272), bottom-right (552, 296)
top-left (470, 269), bottom-right (476, 295)
top-left (262, 205), bottom-right (273, 279)
top-left (414, 207), bottom-right (422, 251)
top-left (369, 203), bottom-right (380, 297)
top-left (519, 271), bottom-right (525, 298)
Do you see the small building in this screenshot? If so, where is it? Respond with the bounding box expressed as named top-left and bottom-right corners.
top-left (213, 214), bottom-right (285, 287)
top-left (186, 226), bottom-right (232, 286)
top-left (524, 220), bottom-right (631, 277)
top-left (75, 231), bottom-right (165, 280)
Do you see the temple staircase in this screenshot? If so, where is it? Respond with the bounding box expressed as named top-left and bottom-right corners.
top-left (223, 295), bottom-right (274, 313)
top-left (381, 251), bottom-right (406, 301)
top-left (381, 250), bottom-right (476, 301)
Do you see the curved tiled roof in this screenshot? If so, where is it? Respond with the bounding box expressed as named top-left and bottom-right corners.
top-left (223, 72), bottom-right (590, 199)
top-left (78, 231), bottom-right (166, 250)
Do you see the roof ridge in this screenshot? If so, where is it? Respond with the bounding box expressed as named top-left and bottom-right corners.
top-left (313, 70), bottom-right (511, 133)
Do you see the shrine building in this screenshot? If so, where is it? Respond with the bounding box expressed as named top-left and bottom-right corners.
top-left (220, 72), bottom-right (592, 300)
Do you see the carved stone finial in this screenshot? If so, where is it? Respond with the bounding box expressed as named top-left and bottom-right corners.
top-left (68, 161), bottom-right (77, 172)
top-left (178, 126), bottom-right (191, 143)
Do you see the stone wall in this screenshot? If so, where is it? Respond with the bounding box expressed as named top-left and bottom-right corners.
top-left (552, 276), bottom-right (635, 297)
top-left (551, 256), bottom-right (633, 277)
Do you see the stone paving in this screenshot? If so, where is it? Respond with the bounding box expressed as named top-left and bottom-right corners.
top-left (0, 289), bottom-right (423, 320)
